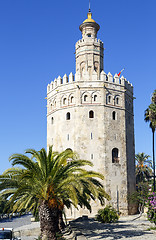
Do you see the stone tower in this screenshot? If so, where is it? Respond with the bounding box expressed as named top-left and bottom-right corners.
top-left (47, 9), bottom-right (136, 217)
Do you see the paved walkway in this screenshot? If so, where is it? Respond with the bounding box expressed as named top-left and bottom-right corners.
top-left (0, 214), bottom-right (32, 229)
top-left (0, 214), bottom-right (156, 239)
top-left (70, 214), bottom-right (156, 240)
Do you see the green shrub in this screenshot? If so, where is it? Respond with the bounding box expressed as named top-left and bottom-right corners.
top-left (96, 205), bottom-right (119, 223)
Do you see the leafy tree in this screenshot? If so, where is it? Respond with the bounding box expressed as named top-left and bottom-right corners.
top-left (129, 182), bottom-right (149, 214)
top-left (135, 152), bottom-right (152, 183)
top-left (145, 89), bottom-right (156, 191)
top-left (0, 147), bottom-right (109, 240)
top-left (129, 153), bottom-right (152, 214)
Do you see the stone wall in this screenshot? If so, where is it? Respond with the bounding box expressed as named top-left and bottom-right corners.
top-left (47, 72), bottom-right (135, 217)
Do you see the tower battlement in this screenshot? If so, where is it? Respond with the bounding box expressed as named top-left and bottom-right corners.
top-left (47, 72), bottom-right (133, 94)
top-left (75, 38), bottom-right (103, 48)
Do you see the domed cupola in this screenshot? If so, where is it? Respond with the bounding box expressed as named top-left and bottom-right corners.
top-left (79, 10), bottom-right (100, 39)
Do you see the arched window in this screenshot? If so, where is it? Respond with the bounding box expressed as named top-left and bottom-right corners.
top-left (89, 110), bottom-right (94, 118)
top-left (66, 112), bottom-right (70, 120)
top-left (112, 148), bottom-right (119, 163)
top-left (116, 97), bottom-right (119, 105)
top-left (112, 111), bottom-right (116, 120)
top-left (51, 117), bottom-right (54, 124)
top-left (108, 96), bottom-right (111, 103)
top-left (50, 103), bottom-right (52, 111)
top-left (94, 95), bottom-right (97, 102)
top-left (84, 95), bottom-right (88, 102)
top-left (63, 98), bottom-right (67, 105)
top-left (71, 96), bottom-right (74, 103)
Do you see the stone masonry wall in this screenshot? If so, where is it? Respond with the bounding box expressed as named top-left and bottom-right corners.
top-left (47, 71), bottom-right (135, 217)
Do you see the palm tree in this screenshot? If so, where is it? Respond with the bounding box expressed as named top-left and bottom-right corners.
top-left (135, 152), bottom-right (152, 183)
top-left (151, 89), bottom-right (156, 104)
top-left (0, 147), bottom-right (109, 240)
top-left (145, 90), bottom-right (156, 191)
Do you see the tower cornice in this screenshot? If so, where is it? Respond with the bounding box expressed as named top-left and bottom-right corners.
top-left (79, 21), bottom-right (100, 32)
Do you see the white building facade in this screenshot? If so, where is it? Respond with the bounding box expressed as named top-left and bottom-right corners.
top-left (47, 10), bottom-right (136, 217)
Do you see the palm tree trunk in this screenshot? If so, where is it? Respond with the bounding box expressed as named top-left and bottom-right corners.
top-left (39, 200), bottom-right (59, 240)
top-left (58, 210), bottom-right (65, 231)
top-left (153, 129), bottom-right (155, 191)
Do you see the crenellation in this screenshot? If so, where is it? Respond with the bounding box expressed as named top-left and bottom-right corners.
top-left (107, 72), bottom-right (113, 82)
top-left (47, 72), bottom-right (133, 94)
top-left (54, 78), bottom-right (57, 88)
top-left (124, 78), bottom-right (133, 93)
top-left (47, 72), bottom-right (133, 95)
top-left (69, 72), bottom-right (74, 82)
top-left (100, 70), bottom-right (107, 81)
top-left (47, 81), bottom-right (54, 92)
top-left (126, 80), bottom-right (130, 91)
top-left (76, 38), bottom-right (103, 49)
top-left (63, 74), bottom-right (68, 84)
top-left (57, 76), bottom-right (62, 86)
top-left (51, 82), bottom-right (54, 90)
top-left (113, 73), bottom-right (119, 84)
top-left (120, 76), bottom-right (125, 86)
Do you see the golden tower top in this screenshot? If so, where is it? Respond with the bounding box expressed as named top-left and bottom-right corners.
top-left (83, 11), bottom-right (96, 23)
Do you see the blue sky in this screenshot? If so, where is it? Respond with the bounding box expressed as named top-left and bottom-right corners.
top-left (0, 0), bottom-right (155, 173)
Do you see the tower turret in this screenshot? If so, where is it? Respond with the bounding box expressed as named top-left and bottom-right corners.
top-left (75, 10), bottom-right (104, 79)
top-left (79, 11), bottom-right (100, 39)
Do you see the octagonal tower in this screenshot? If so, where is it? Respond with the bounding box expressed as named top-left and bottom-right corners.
top-left (47, 9), bottom-right (136, 218)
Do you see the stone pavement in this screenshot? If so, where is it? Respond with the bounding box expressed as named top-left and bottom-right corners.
top-left (0, 213), bottom-right (156, 239)
top-left (0, 214), bottom-right (32, 229)
top-left (69, 214), bottom-right (156, 240)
